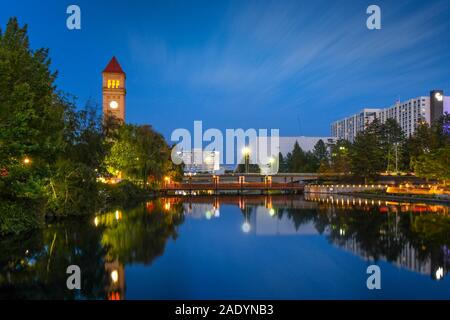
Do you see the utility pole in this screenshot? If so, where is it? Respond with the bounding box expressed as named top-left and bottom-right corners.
top-left (395, 143), bottom-right (398, 173)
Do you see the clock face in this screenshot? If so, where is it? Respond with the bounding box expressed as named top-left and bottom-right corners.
top-left (435, 92), bottom-right (443, 102)
top-left (110, 100), bottom-right (119, 109)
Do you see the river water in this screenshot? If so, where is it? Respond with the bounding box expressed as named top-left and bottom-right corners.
top-left (1, 194), bottom-right (449, 299)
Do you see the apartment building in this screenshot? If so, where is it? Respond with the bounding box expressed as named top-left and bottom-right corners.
top-left (331, 90), bottom-right (449, 141)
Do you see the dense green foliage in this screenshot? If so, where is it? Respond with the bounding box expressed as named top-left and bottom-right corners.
top-left (0, 18), bottom-right (182, 236)
top-left (282, 115), bottom-right (449, 184)
top-left (105, 124), bottom-right (183, 188)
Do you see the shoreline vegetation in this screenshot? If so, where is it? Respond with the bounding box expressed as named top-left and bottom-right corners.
top-left (1, 17), bottom-right (449, 237)
top-left (0, 18), bottom-right (182, 236)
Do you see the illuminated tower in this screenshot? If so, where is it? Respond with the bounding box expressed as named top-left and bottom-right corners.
top-left (102, 56), bottom-right (126, 123)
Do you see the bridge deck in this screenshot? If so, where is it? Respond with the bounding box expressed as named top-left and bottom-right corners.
top-left (163, 182), bottom-right (304, 192)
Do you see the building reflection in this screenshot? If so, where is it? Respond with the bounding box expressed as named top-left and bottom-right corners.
top-left (304, 194), bottom-right (450, 281)
top-left (179, 194), bottom-right (450, 281)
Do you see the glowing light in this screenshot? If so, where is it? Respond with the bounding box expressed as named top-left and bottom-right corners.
top-left (435, 92), bottom-right (443, 102)
top-left (269, 208), bottom-right (275, 216)
top-left (109, 101), bottom-right (118, 109)
top-left (241, 147), bottom-right (251, 155)
top-left (94, 216), bottom-right (99, 227)
top-left (436, 267), bottom-right (444, 280)
top-left (23, 157), bottom-right (31, 165)
top-left (242, 222), bottom-right (251, 233)
top-left (164, 202), bottom-right (171, 211)
top-left (115, 210), bottom-right (121, 220)
top-left (111, 270), bottom-right (119, 283)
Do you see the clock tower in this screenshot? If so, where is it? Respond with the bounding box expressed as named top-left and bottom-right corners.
top-left (102, 56), bottom-right (126, 123)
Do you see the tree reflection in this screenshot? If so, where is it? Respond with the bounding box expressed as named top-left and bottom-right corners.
top-left (0, 217), bottom-right (107, 299)
top-left (1, 195), bottom-right (449, 299)
top-left (303, 196), bottom-right (450, 280)
top-left (98, 199), bottom-right (184, 265)
top-left (0, 198), bottom-right (185, 299)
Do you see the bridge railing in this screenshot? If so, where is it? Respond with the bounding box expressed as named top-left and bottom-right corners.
top-left (162, 181), bottom-right (303, 191)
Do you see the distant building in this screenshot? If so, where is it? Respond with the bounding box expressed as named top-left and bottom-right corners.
top-left (178, 149), bottom-right (220, 174)
top-left (331, 90), bottom-right (449, 141)
top-left (331, 109), bottom-right (379, 142)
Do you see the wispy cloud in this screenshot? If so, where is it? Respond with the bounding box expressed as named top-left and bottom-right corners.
top-left (128, 0), bottom-right (450, 134)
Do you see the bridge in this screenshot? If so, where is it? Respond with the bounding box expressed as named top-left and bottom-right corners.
top-left (160, 173), bottom-right (317, 194)
top-left (163, 194), bottom-right (320, 210)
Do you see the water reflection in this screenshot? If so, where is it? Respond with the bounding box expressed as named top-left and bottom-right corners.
top-left (0, 195), bottom-right (449, 299)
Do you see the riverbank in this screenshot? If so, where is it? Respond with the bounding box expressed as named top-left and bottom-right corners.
top-left (0, 180), bottom-right (152, 237)
top-left (338, 191), bottom-right (450, 204)
top-left (305, 184), bottom-right (450, 204)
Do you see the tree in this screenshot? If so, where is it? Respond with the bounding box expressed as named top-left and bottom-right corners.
top-left (105, 124), bottom-right (179, 188)
top-left (278, 152), bottom-right (288, 173)
top-left (313, 139), bottom-right (328, 163)
top-left (350, 121), bottom-right (385, 183)
top-left (0, 18), bottom-right (66, 232)
top-left (413, 146), bottom-right (450, 184)
top-left (381, 118), bottom-right (406, 172)
top-left (287, 141), bottom-right (307, 172)
top-left (329, 139), bottom-right (352, 174)
top-left (45, 100), bottom-right (109, 215)
top-left (0, 18), bottom-right (65, 192)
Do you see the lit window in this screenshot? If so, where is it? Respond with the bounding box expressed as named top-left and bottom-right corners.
top-left (107, 80), bottom-right (111, 88)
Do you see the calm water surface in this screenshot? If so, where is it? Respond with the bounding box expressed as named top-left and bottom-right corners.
top-left (1, 194), bottom-right (450, 299)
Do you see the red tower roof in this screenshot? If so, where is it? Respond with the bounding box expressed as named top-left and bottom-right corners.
top-left (103, 56), bottom-right (125, 74)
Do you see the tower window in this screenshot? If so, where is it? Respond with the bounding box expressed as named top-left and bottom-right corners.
top-left (107, 80), bottom-right (120, 89)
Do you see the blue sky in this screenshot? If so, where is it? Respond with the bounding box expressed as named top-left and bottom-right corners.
top-left (1, 0), bottom-right (449, 138)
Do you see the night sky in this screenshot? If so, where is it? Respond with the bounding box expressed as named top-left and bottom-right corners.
top-left (1, 0), bottom-right (449, 139)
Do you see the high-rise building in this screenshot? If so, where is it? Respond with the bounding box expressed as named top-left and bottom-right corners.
top-left (331, 90), bottom-right (449, 141)
top-left (331, 109), bottom-right (379, 142)
top-left (102, 56), bottom-right (126, 123)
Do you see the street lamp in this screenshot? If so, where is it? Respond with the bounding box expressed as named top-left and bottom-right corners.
top-left (242, 147), bottom-right (250, 174)
top-left (164, 176), bottom-right (171, 188)
top-left (23, 157), bottom-right (31, 165)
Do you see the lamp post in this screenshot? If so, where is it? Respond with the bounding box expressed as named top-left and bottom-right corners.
top-left (242, 147), bottom-right (250, 174)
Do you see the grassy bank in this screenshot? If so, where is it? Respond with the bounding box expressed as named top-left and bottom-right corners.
top-left (0, 181), bottom-right (150, 237)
